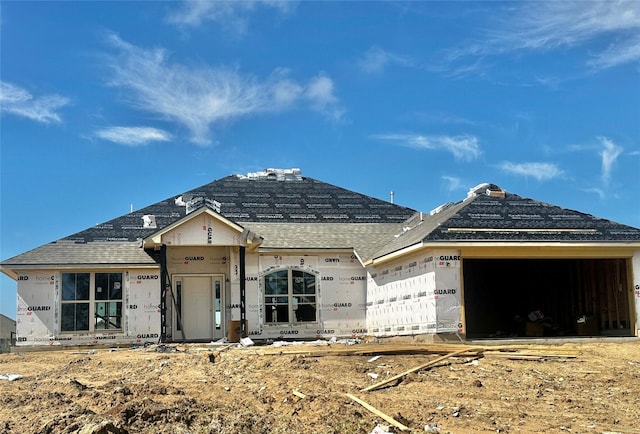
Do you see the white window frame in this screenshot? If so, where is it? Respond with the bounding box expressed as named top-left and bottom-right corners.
top-left (60, 271), bottom-right (124, 333)
top-left (263, 267), bottom-right (318, 325)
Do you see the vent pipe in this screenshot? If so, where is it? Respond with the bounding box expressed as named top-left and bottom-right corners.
top-left (390, 191), bottom-right (394, 204)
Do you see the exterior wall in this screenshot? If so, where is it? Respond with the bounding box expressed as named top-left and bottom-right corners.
top-left (366, 250), bottom-right (463, 337)
top-left (227, 250), bottom-right (367, 340)
top-left (14, 268), bottom-right (161, 347)
top-left (634, 250), bottom-right (640, 336)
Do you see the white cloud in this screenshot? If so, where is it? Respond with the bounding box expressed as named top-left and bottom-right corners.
top-left (498, 1), bottom-right (639, 52)
top-left (498, 161), bottom-right (563, 181)
top-left (371, 133), bottom-right (481, 162)
top-left (167, 0), bottom-right (294, 34)
top-left (304, 74), bottom-right (344, 122)
top-left (441, 176), bottom-right (465, 193)
top-left (0, 81), bottom-right (69, 124)
top-left (443, 1), bottom-right (640, 73)
top-left (104, 34), bottom-right (343, 145)
top-left (96, 126), bottom-right (172, 146)
top-left (357, 46), bottom-right (414, 74)
top-left (582, 187), bottom-right (606, 200)
top-left (588, 33), bottom-right (640, 70)
top-left (598, 136), bottom-right (623, 183)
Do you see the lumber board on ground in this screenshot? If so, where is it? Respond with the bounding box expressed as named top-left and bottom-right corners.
top-left (255, 343), bottom-right (482, 357)
top-left (345, 393), bottom-right (410, 432)
top-left (361, 348), bottom-right (482, 392)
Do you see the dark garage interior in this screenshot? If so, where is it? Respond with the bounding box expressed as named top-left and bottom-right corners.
top-left (463, 258), bottom-right (634, 339)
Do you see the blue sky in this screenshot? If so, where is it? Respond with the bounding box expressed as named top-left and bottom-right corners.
top-left (1, 1), bottom-right (639, 319)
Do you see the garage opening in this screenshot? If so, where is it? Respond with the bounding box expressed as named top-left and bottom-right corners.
top-left (463, 258), bottom-right (634, 339)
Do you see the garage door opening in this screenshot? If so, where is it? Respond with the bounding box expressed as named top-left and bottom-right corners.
top-left (463, 258), bottom-right (634, 339)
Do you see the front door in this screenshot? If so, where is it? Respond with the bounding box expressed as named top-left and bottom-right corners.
top-left (173, 274), bottom-right (225, 341)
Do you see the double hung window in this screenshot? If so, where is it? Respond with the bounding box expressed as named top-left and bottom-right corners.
top-left (61, 272), bottom-right (123, 332)
top-left (264, 268), bottom-right (317, 323)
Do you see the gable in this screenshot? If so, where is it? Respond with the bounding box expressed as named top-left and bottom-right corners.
top-left (145, 208), bottom-right (244, 247)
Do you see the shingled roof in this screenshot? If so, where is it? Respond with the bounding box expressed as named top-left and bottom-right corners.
top-left (4, 176), bottom-right (639, 269)
top-left (1, 169), bottom-right (415, 267)
top-left (58, 169), bottom-right (415, 244)
top-left (371, 183), bottom-right (640, 260)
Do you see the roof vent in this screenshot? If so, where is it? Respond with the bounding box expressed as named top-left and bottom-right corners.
top-left (142, 215), bottom-right (157, 228)
top-left (184, 197), bottom-right (222, 214)
top-left (466, 183), bottom-right (491, 199)
top-left (466, 183), bottom-right (504, 199)
top-left (242, 168), bottom-right (303, 181)
top-left (486, 186), bottom-right (506, 198)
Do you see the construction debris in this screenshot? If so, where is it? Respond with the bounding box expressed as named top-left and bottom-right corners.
top-left (292, 389), bottom-right (306, 399)
top-left (361, 348), bottom-right (483, 392)
top-left (0, 374), bottom-right (22, 381)
top-left (346, 393), bottom-right (410, 432)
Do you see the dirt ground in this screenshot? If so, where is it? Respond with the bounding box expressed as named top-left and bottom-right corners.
top-left (1, 338), bottom-right (639, 434)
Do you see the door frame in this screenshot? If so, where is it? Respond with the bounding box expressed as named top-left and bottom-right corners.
top-left (172, 273), bottom-right (226, 341)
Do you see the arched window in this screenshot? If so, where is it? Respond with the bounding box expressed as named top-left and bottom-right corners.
top-left (264, 268), bottom-right (317, 323)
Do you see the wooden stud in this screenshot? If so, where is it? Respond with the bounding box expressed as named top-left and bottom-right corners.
top-left (345, 393), bottom-right (410, 432)
top-left (361, 347), bottom-right (480, 392)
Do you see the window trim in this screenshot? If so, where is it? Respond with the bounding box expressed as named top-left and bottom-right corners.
top-left (262, 266), bottom-right (319, 325)
top-left (60, 271), bottom-right (124, 334)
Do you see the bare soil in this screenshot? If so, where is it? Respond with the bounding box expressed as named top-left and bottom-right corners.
top-left (1, 339), bottom-right (639, 434)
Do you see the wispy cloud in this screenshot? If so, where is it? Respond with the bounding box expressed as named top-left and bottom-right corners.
top-left (441, 176), bottom-right (465, 193)
top-left (598, 136), bottom-right (623, 184)
top-left (582, 187), bottom-right (606, 200)
top-left (96, 126), bottom-right (172, 146)
top-left (442, 1), bottom-right (640, 74)
top-left (104, 34), bottom-right (343, 145)
top-left (167, 0), bottom-right (294, 35)
top-left (498, 161), bottom-right (563, 181)
top-left (0, 81), bottom-right (69, 124)
top-left (357, 46), bottom-right (414, 74)
top-left (371, 133), bottom-right (481, 162)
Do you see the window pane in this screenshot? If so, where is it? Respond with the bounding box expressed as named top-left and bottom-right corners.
top-left (267, 296), bottom-right (288, 304)
top-left (61, 303), bottom-right (89, 331)
top-left (95, 302), bottom-right (122, 329)
top-left (76, 274), bottom-right (90, 300)
top-left (62, 274), bottom-right (76, 301)
top-left (76, 303), bottom-right (89, 330)
top-left (109, 273), bottom-right (123, 299)
top-left (62, 273), bottom-right (90, 300)
top-left (265, 304), bottom-right (289, 323)
top-left (265, 270), bottom-right (288, 295)
top-left (95, 302), bottom-right (107, 329)
top-left (61, 304), bottom-right (76, 331)
top-left (95, 274), bottom-right (108, 300)
top-left (95, 273), bottom-right (122, 300)
top-left (292, 270), bottom-right (316, 294)
top-left (294, 302), bottom-right (316, 322)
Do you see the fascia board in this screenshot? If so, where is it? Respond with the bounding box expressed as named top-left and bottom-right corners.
top-left (1, 264), bottom-right (161, 282)
top-left (459, 243), bottom-right (639, 258)
top-left (365, 241), bottom-right (640, 266)
top-left (255, 247), bottom-right (356, 254)
top-left (364, 242), bottom-right (425, 266)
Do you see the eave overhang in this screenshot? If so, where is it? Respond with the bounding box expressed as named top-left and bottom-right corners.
top-left (365, 240), bottom-right (640, 267)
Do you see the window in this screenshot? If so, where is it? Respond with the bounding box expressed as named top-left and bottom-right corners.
top-left (61, 273), bottom-right (90, 332)
top-left (94, 273), bottom-right (123, 330)
top-left (264, 268), bottom-right (317, 323)
top-left (60, 272), bottom-right (123, 332)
